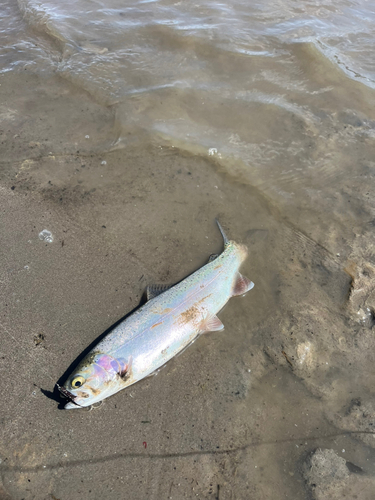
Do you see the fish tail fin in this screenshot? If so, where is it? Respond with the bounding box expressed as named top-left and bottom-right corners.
top-left (215, 219), bottom-right (229, 247)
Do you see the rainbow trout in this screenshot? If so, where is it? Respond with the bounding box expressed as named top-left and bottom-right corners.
top-left (58, 220), bottom-right (254, 409)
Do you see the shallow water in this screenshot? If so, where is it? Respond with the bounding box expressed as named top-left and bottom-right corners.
top-left (1, 1), bottom-right (375, 499)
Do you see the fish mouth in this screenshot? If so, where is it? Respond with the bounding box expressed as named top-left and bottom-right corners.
top-left (56, 384), bottom-right (82, 407)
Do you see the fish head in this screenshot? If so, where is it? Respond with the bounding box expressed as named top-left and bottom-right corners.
top-left (58, 352), bottom-right (131, 409)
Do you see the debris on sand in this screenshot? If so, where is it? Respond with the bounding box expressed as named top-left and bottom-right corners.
top-left (302, 448), bottom-right (375, 500)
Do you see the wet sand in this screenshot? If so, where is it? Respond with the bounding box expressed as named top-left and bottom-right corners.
top-left (1, 68), bottom-right (375, 500)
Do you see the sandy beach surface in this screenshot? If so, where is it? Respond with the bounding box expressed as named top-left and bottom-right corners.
top-left (1, 1), bottom-right (375, 498)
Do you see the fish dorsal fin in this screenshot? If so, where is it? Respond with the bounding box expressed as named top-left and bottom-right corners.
top-left (215, 219), bottom-right (229, 247)
top-left (232, 273), bottom-right (254, 297)
top-left (146, 284), bottom-right (174, 301)
top-left (200, 315), bottom-right (224, 333)
top-left (208, 253), bottom-right (219, 263)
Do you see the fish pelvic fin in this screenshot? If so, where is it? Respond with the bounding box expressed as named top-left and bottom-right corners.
top-left (232, 273), bottom-right (254, 297)
top-left (215, 219), bottom-right (229, 247)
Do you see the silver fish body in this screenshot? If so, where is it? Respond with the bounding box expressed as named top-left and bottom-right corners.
top-left (59, 221), bottom-right (254, 409)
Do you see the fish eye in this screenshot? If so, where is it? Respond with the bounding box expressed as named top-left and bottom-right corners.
top-left (71, 375), bottom-right (85, 388)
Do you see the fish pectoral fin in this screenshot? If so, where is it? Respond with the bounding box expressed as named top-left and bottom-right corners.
top-left (200, 315), bottom-right (224, 333)
top-left (115, 356), bottom-right (132, 380)
top-left (146, 284), bottom-right (174, 301)
top-left (208, 253), bottom-right (219, 263)
top-left (232, 273), bottom-right (254, 297)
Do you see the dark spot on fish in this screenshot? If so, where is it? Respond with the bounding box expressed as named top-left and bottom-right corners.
top-left (178, 295), bottom-right (212, 326)
top-left (179, 305), bottom-right (199, 325)
top-left (151, 321), bottom-right (163, 329)
top-left (76, 351), bottom-right (101, 370)
top-left (78, 391), bottom-right (90, 399)
top-left (88, 385), bottom-right (100, 396)
top-left (214, 265), bottom-right (222, 270)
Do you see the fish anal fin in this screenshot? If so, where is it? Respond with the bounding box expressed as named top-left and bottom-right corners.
top-left (232, 273), bottom-right (254, 297)
top-left (146, 284), bottom-right (174, 301)
top-left (200, 315), bottom-right (224, 333)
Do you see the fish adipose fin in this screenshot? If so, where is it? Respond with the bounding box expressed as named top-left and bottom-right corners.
top-left (201, 315), bottom-right (224, 333)
top-left (232, 273), bottom-right (254, 297)
top-left (146, 284), bottom-right (174, 301)
top-left (208, 253), bottom-right (219, 263)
